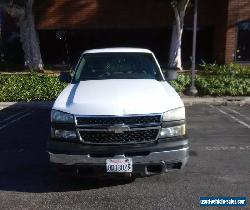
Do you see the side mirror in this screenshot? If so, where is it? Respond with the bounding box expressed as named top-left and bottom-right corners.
top-left (162, 68), bottom-right (178, 81)
top-left (59, 72), bottom-right (72, 83)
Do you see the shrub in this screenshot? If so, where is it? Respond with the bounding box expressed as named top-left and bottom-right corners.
top-left (200, 61), bottom-right (250, 77)
top-left (169, 74), bottom-right (191, 93)
top-left (170, 73), bottom-right (250, 96)
top-left (0, 71), bottom-right (249, 102)
top-left (195, 75), bottom-right (250, 96)
top-left (0, 73), bottom-right (66, 101)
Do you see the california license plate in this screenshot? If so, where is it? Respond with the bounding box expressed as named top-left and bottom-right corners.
top-left (106, 158), bottom-right (133, 173)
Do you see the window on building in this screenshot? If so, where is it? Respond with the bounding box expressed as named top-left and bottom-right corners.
top-left (236, 21), bottom-right (250, 62)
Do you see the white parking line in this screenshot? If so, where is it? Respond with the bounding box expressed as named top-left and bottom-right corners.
top-left (209, 105), bottom-right (250, 129)
top-left (205, 145), bottom-right (250, 151)
top-left (0, 110), bottom-right (29, 124)
top-left (0, 111), bottom-right (32, 131)
top-left (223, 106), bottom-right (250, 121)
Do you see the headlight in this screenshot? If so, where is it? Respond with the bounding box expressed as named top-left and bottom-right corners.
top-left (159, 124), bottom-right (186, 138)
top-left (51, 128), bottom-right (77, 140)
top-left (163, 107), bottom-right (185, 122)
top-left (160, 107), bottom-right (186, 138)
top-left (51, 110), bottom-right (74, 123)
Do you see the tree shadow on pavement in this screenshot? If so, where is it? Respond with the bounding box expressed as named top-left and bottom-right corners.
top-left (0, 104), bottom-right (134, 193)
top-left (0, 161), bottom-right (135, 193)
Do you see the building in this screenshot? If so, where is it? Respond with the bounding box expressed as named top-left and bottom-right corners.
top-left (2, 0), bottom-right (250, 67)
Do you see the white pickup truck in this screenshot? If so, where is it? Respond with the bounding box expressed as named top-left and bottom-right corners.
top-left (47, 48), bottom-right (189, 177)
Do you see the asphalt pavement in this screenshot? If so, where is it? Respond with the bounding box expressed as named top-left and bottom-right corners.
top-left (0, 104), bottom-right (249, 209)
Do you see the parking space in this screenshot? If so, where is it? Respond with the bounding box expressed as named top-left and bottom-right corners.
top-left (0, 104), bottom-right (249, 209)
top-left (0, 109), bottom-right (33, 131)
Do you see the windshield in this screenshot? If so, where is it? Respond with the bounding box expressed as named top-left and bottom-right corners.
top-left (73, 52), bottom-right (164, 82)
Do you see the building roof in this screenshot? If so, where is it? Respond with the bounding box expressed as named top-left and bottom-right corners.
top-left (83, 48), bottom-right (153, 54)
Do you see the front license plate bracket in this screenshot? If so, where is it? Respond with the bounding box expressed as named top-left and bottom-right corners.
top-left (106, 158), bottom-right (133, 173)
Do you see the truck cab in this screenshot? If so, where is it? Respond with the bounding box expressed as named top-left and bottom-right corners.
top-left (48, 48), bottom-right (189, 177)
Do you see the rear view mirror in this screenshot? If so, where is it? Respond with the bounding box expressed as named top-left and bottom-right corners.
top-left (59, 72), bottom-right (72, 83)
top-left (162, 68), bottom-right (178, 81)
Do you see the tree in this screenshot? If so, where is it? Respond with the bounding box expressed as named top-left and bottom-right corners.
top-left (1, 0), bottom-right (43, 70)
top-left (169, 0), bottom-right (190, 70)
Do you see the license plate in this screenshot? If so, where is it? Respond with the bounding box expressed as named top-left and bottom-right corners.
top-left (106, 158), bottom-right (133, 173)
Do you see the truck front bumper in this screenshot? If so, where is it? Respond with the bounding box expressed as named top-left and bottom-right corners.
top-left (48, 138), bottom-right (189, 176)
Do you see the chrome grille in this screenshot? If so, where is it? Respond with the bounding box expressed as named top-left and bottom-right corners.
top-left (79, 128), bottom-right (159, 144)
top-left (76, 114), bottom-right (161, 144)
top-left (76, 115), bottom-right (161, 126)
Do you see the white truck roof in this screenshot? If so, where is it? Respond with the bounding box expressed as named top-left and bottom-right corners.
top-left (83, 48), bottom-right (153, 54)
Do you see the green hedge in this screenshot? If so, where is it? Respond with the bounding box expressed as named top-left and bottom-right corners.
top-left (170, 75), bottom-right (250, 96)
top-left (195, 75), bottom-right (250, 96)
top-left (0, 73), bottom-right (66, 101)
top-left (169, 63), bottom-right (250, 96)
top-left (0, 72), bottom-right (249, 102)
top-left (199, 62), bottom-right (250, 77)
top-left (169, 75), bottom-right (191, 93)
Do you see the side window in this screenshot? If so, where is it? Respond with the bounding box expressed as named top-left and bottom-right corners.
top-left (236, 21), bottom-right (250, 62)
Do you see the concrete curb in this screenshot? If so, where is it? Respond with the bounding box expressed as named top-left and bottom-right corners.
top-left (0, 102), bottom-right (53, 109)
top-left (182, 97), bottom-right (250, 106)
top-left (0, 97), bottom-right (250, 109)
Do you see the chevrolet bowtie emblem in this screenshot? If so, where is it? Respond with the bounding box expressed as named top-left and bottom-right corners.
top-left (108, 124), bottom-right (130, 133)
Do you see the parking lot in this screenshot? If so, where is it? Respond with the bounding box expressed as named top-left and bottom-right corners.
top-left (0, 104), bottom-right (249, 209)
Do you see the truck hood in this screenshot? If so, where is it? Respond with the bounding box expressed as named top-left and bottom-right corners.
top-left (53, 79), bottom-right (184, 115)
